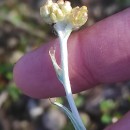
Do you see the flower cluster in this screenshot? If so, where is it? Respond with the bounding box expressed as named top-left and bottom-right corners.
top-left (40, 0), bottom-right (88, 29)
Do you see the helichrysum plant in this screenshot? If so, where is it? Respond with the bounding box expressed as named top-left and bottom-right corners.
top-left (40, 0), bottom-right (88, 130)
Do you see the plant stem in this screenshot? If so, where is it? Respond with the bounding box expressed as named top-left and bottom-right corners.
top-left (54, 23), bottom-right (86, 130)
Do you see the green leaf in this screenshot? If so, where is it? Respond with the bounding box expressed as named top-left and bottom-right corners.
top-left (101, 114), bottom-right (112, 124)
top-left (7, 85), bottom-right (21, 101)
top-left (100, 100), bottom-right (116, 113)
top-left (53, 102), bottom-right (86, 130)
top-left (75, 95), bottom-right (84, 108)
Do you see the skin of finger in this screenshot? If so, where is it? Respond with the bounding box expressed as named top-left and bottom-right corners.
top-left (104, 111), bottom-right (130, 130)
top-left (13, 8), bottom-right (130, 98)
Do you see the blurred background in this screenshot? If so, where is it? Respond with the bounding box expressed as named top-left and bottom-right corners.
top-left (0, 0), bottom-right (130, 130)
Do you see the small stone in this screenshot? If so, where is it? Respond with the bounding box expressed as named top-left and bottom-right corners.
top-left (8, 51), bottom-right (24, 64)
top-left (42, 109), bottom-right (66, 130)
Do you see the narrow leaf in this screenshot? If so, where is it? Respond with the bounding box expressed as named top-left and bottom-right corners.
top-left (53, 102), bottom-right (86, 130)
top-left (49, 47), bottom-right (63, 84)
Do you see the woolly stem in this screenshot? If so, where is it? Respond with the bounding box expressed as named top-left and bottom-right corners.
top-left (54, 23), bottom-right (86, 130)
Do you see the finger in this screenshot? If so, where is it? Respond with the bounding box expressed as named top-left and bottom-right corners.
top-left (13, 8), bottom-right (130, 98)
top-left (104, 111), bottom-right (130, 130)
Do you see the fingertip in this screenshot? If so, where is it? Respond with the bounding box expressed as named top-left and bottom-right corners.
top-left (13, 43), bottom-right (66, 99)
top-left (13, 52), bottom-right (38, 98)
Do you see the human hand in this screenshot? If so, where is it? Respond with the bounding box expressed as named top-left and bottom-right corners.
top-left (13, 8), bottom-right (130, 130)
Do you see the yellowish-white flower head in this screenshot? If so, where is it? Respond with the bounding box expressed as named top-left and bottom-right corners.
top-left (40, 0), bottom-right (88, 29)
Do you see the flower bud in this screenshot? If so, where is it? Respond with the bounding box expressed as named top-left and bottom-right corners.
top-left (40, 5), bottom-right (50, 17)
top-left (50, 13), bottom-right (57, 23)
top-left (56, 8), bottom-right (64, 20)
top-left (51, 3), bottom-right (59, 13)
top-left (46, 0), bottom-right (53, 6)
top-left (57, 0), bottom-right (64, 5)
top-left (61, 1), bottom-right (72, 15)
top-left (68, 6), bottom-right (88, 29)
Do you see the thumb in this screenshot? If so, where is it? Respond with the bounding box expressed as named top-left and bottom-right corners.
top-left (104, 111), bottom-right (130, 130)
